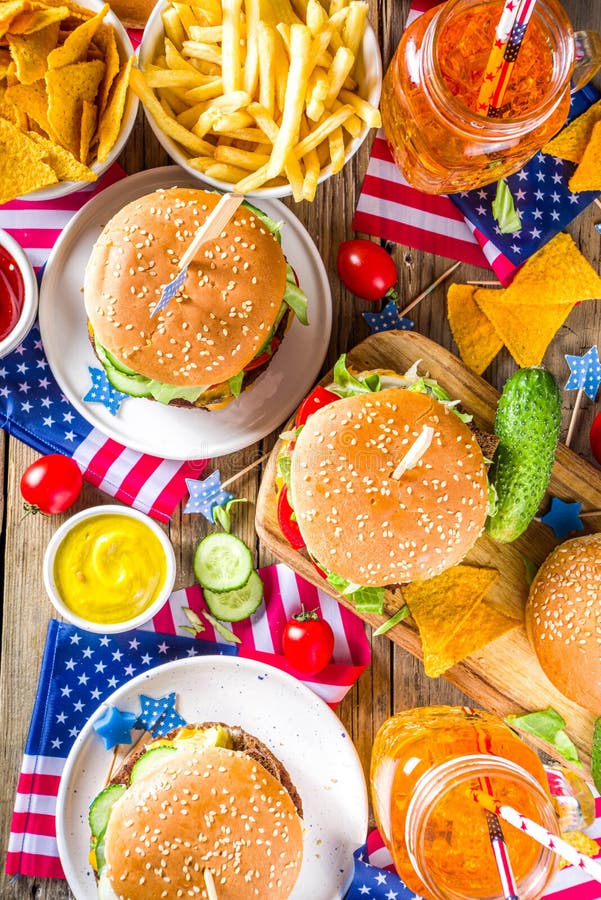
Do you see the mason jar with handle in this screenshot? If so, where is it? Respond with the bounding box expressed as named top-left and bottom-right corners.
top-left (370, 706), bottom-right (561, 900)
top-left (380, 0), bottom-right (601, 194)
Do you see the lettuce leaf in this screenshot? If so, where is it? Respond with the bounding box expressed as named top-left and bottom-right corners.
top-left (492, 179), bottom-right (522, 234)
top-left (326, 571), bottom-right (385, 614)
top-left (332, 354), bottom-right (381, 397)
top-left (284, 264), bottom-right (309, 325)
top-left (505, 708), bottom-right (580, 765)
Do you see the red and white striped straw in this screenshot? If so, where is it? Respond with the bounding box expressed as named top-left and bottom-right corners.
top-left (473, 788), bottom-right (601, 883)
top-left (476, 0), bottom-right (524, 111)
top-left (480, 775), bottom-right (519, 900)
top-left (487, 0), bottom-right (538, 116)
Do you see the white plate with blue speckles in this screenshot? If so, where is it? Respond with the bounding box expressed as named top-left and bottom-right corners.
top-left (56, 654), bottom-right (368, 899)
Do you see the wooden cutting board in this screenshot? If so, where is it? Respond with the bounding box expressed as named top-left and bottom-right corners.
top-left (255, 331), bottom-right (601, 772)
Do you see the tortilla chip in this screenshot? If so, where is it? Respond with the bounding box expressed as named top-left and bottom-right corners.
top-left (0, 116), bottom-right (58, 203)
top-left (7, 21), bottom-right (60, 84)
top-left (96, 54), bottom-right (132, 163)
top-left (28, 130), bottom-right (97, 181)
top-left (502, 233), bottom-right (601, 306)
top-left (5, 78), bottom-right (52, 133)
top-left (447, 283), bottom-right (503, 375)
top-left (568, 120), bottom-right (601, 193)
top-left (424, 600), bottom-right (520, 678)
top-left (473, 290), bottom-right (575, 368)
top-left (94, 23), bottom-right (120, 117)
top-left (558, 831), bottom-right (600, 868)
top-left (542, 100), bottom-right (601, 164)
top-left (403, 565), bottom-right (500, 678)
top-left (46, 58), bottom-right (105, 157)
top-left (7, 6), bottom-right (69, 34)
top-left (79, 98), bottom-right (97, 164)
top-left (47, 2), bottom-right (108, 68)
top-left (0, 0), bottom-right (28, 38)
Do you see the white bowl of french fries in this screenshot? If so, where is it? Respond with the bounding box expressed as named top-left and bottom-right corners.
top-left (134, 0), bottom-right (382, 202)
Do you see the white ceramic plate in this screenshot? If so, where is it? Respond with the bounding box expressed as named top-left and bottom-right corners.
top-left (38, 167), bottom-right (332, 459)
top-left (56, 655), bottom-right (368, 900)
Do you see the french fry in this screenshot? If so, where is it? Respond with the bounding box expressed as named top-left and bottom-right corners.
top-left (182, 40), bottom-right (223, 65)
top-left (306, 66), bottom-right (328, 121)
top-left (212, 110), bottom-right (255, 131)
top-left (294, 103), bottom-right (353, 158)
top-left (205, 162), bottom-right (251, 181)
top-left (184, 77), bottom-right (224, 102)
top-left (257, 21), bottom-right (276, 117)
top-left (339, 86), bottom-right (381, 128)
top-left (143, 68), bottom-right (212, 89)
top-left (162, 7), bottom-right (187, 46)
top-left (233, 160), bottom-right (272, 191)
top-left (174, 2), bottom-right (201, 36)
top-left (323, 46), bottom-right (354, 108)
top-left (327, 124), bottom-right (345, 173)
top-left (214, 126), bottom-right (268, 142)
top-left (177, 102), bottom-right (209, 128)
top-left (165, 37), bottom-right (199, 71)
top-left (214, 143), bottom-right (270, 169)
top-left (188, 25), bottom-right (223, 41)
top-left (343, 0), bottom-right (368, 60)
top-left (248, 100), bottom-right (278, 141)
top-left (273, 31), bottom-right (289, 115)
top-left (328, 0), bottom-right (349, 15)
top-left (243, 0), bottom-right (260, 96)
top-left (191, 105), bottom-right (221, 137)
top-left (187, 154), bottom-right (217, 171)
top-left (266, 23), bottom-right (312, 178)
top-left (300, 117), bottom-right (320, 200)
top-left (221, 0), bottom-right (243, 92)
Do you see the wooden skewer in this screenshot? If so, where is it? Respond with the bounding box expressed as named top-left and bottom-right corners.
top-left (564, 387), bottom-right (583, 448)
top-left (466, 279), bottom-right (502, 286)
top-left (594, 197), bottom-right (601, 212)
top-left (580, 510), bottom-right (601, 518)
top-left (178, 192), bottom-right (244, 270)
top-left (397, 261), bottom-right (462, 317)
top-left (221, 450), bottom-right (271, 490)
top-left (203, 868), bottom-right (218, 900)
top-left (104, 744), bottom-right (121, 787)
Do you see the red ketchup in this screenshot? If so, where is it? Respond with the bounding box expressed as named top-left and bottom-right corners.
top-left (0, 244), bottom-right (25, 342)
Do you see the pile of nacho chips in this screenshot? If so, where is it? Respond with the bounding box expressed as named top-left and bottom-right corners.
top-left (399, 564), bottom-right (520, 678)
top-left (0, 0), bottom-right (133, 203)
top-left (542, 99), bottom-right (601, 193)
top-left (448, 233), bottom-right (601, 372)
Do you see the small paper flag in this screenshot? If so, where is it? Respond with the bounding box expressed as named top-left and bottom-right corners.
top-left (83, 366), bottom-right (128, 415)
top-left (540, 497), bottom-right (584, 539)
top-left (183, 470), bottom-right (235, 520)
top-left (136, 692), bottom-right (187, 736)
top-left (565, 345), bottom-right (601, 400)
top-left (152, 267), bottom-right (187, 318)
top-left (363, 300), bottom-right (415, 334)
top-left (93, 706), bottom-right (138, 749)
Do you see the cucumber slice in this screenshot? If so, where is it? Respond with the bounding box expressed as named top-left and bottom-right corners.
top-left (130, 744), bottom-right (177, 783)
top-left (101, 345), bottom-right (138, 376)
top-left (194, 533), bottom-right (253, 592)
top-left (203, 570), bottom-right (264, 621)
top-left (105, 366), bottom-right (152, 398)
top-left (88, 783), bottom-right (126, 840)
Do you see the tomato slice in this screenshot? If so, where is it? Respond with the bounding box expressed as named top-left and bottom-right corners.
top-left (244, 337), bottom-right (281, 372)
top-left (277, 485), bottom-right (306, 550)
top-left (295, 385), bottom-right (339, 428)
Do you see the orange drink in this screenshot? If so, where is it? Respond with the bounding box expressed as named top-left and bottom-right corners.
top-left (371, 707), bottom-right (560, 900)
top-left (380, 0), bottom-right (576, 193)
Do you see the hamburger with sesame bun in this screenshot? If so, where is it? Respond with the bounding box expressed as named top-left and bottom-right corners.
top-left (83, 188), bottom-right (308, 410)
top-left (89, 722), bottom-right (304, 899)
top-left (275, 357), bottom-right (492, 612)
top-left (525, 533), bottom-right (601, 714)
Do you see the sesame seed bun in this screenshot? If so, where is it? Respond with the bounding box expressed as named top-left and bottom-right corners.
top-left (102, 743), bottom-right (304, 900)
top-left (289, 388), bottom-right (488, 585)
top-left (525, 533), bottom-right (601, 714)
top-left (84, 188), bottom-right (287, 388)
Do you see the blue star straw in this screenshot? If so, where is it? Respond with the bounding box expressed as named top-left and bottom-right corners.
top-left (183, 451), bottom-right (270, 522)
top-left (83, 366), bottom-right (128, 415)
top-left (564, 345), bottom-right (601, 447)
top-left (152, 192), bottom-right (244, 318)
top-left (539, 497), bottom-right (584, 540)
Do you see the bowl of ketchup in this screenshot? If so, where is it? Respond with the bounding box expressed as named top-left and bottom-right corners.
top-left (0, 229), bottom-right (38, 358)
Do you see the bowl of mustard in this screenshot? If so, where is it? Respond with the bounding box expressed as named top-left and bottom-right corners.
top-left (43, 505), bottom-right (176, 633)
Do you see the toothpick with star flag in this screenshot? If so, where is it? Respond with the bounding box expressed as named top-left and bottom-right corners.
top-left (183, 451), bottom-right (271, 522)
top-left (151, 192), bottom-right (245, 318)
top-left (564, 345), bottom-right (601, 447)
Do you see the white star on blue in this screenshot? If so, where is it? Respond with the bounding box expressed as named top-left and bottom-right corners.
top-left (183, 470), bottom-right (235, 521)
top-left (93, 706), bottom-right (138, 749)
top-left (83, 366), bottom-right (128, 415)
top-left (565, 345), bottom-right (601, 400)
top-left (136, 692), bottom-right (187, 736)
top-left (152, 267), bottom-right (188, 317)
top-left (540, 497), bottom-right (584, 540)
top-left (346, 845), bottom-right (420, 899)
top-left (363, 300), bottom-right (415, 335)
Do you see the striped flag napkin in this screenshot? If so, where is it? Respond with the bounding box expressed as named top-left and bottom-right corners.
top-left (0, 166), bottom-right (207, 521)
top-left (351, 816), bottom-right (601, 900)
top-left (6, 562), bottom-right (371, 880)
top-left (353, 0), bottom-right (600, 286)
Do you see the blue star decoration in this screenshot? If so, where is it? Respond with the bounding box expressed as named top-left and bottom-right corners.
top-left (83, 366), bottom-right (128, 415)
top-left (540, 497), bottom-right (584, 540)
top-left (363, 300), bottom-right (415, 334)
top-left (152, 267), bottom-right (188, 317)
top-left (183, 470), bottom-right (235, 521)
top-left (93, 706), bottom-right (138, 749)
top-left (565, 345), bottom-right (601, 400)
top-left (346, 845), bottom-right (417, 899)
top-left (136, 692), bottom-right (187, 736)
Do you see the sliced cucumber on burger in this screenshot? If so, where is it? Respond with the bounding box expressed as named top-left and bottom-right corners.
top-left (203, 570), bottom-right (264, 621)
top-left (193, 533), bottom-right (253, 592)
top-left (130, 744), bottom-right (177, 783)
top-left (105, 366), bottom-right (153, 397)
top-left (89, 783), bottom-right (127, 840)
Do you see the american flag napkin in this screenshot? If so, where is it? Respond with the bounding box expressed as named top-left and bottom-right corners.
top-left (353, 0), bottom-right (600, 285)
top-left (0, 166), bottom-right (207, 521)
top-left (349, 816), bottom-right (601, 900)
top-left (6, 562), bottom-right (371, 879)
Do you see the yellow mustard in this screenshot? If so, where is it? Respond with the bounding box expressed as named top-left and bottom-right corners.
top-left (53, 514), bottom-right (167, 624)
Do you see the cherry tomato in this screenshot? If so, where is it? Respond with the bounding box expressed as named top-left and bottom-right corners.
top-left (20, 454), bottom-right (83, 515)
top-left (282, 608), bottom-right (335, 674)
top-left (591, 410), bottom-right (601, 465)
top-left (337, 239), bottom-right (398, 302)
top-left (295, 385), bottom-right (339, 428)
top-left (277, 485), bottom-right (306, 550)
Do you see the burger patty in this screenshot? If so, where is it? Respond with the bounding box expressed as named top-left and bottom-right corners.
top-left (108, 721), bottom-right (303, 819)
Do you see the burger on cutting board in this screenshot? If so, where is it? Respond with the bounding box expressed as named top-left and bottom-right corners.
top-left (84, 188), bottom-right (308, 410)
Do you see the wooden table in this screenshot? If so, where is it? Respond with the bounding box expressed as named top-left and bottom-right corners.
top-left (1, 1), bottom-right (600, 896)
